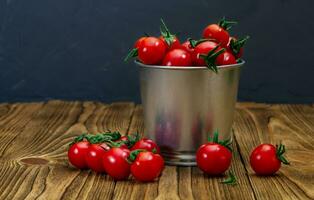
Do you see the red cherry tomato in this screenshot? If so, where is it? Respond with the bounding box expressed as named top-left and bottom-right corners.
top-left (192, 41), bottom-right (219, 66)
top-left (202, 24), bottom-right (229, 47)
top-left (134, 37), bottom-right (147, 49)
top-left (160, 36), bottom-right (181, 51)
top-left (85, 144), bottom-right (106, 173)
top-left (250, 144), bottom-right (289, 175)
top-left (131, 151), bottom-right (164, 182)
top-left (181, 41), bottom-right (194, 54)
top-left (68, 141), bottom-right (90, 169)
top-left (196, 142), bottom-right (232, 175)
top-left (138, 37), bottom-right (167, 65)
top-left (216, 51), bottom-right (236, 66)
top-left (162, 49), bottom-right (192, 66)
top-left (131, 138), bottom-right (160, 154)
top-left (102, 147), bottom-right (131, 180)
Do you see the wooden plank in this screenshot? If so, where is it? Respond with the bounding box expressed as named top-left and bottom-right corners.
top-left (0, 101), bottom-right (135, 200)
top-left (233, 104), bottom-right (314, 200)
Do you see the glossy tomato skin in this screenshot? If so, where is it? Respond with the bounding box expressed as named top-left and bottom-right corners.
top-left (68, 141), bottom-right (90, 169)
top-left (138, 37), bottom-right (167, 65)
top-left (202, 24), bottom-right (229, 47)
top-left (131, 152), bottom-right (164, 182)
top-left (131, 138), bottom-right (161, 154)
top-left (216, 51), bottom-right (236, 66)
top-left (102, 147), bottom-right (131, 180)
top-left (134, 37), bottom-right (147, 49)
top-left (160, 36), bottom-right (181, 51)
top-left (181, 41), bottom-right (194, 54)
top-left (196, 142), bottom-right (232, 175)
top-left (85, 144), bottom-right (106, 173)
top-left (162, 49), bottom-right (192, 66)
top-left (250, 144), bottom-right (281, 175)
top-left (192, 41), bottom-right (219, 66)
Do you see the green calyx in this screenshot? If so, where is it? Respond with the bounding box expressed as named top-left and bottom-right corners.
top-left (69, 131), bottom-right (122, 146)
top-left (221, 172), bottom-right (237, 185)
top-left (125, 132), bottom-right (140, 148)
top-left (199, 46), bottom-right (225, 73)
top-left (124, 48), bottom-right (138, 62)
top-left (188, 38), bottom-right (216, 48)
top-left (128, 149), bottom-right (146, 163)
top-left (160, 18), bottom-right (176, 46)
top-left (208, 130), bottom-right (232, 151)
top-left (276, 143), bottom-right (290, 165)
top-left (218, 17), bottom-right (237, 31)
top-left (230, 36), bottom-right (250, 55)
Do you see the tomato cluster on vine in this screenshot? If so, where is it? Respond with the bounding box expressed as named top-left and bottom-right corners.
top-left (67, 132), bottom-right (164, 182)
top-left (125, 17), bottom-right (249, 73)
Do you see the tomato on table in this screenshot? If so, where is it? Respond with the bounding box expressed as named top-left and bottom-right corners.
top-left (250, 143), bottom-right (289, 175)
top-left (130, 151), bottom-right (164, 182)
top-left (68, 141), bottom-right (90, 169)
top-left (102, 147), bottom-right (131, 180)
top-left (85, 144), bottom-right (107, 173)
top-left (196, 131), bottom-right (232, 175)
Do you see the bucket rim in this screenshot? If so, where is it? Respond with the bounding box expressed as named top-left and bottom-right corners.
top-left (135, 59), bottom-right (245, 70)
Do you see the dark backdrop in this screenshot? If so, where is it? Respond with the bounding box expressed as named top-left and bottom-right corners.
top-left (0, 0), bottom-right (313, 103)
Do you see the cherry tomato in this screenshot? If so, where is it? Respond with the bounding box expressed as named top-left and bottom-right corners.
top-left (131, 151), bottom-right (164, 182)
top-left (250, 144), bottom-right (289, 175)
top-left (202, 24), bottom-right (229, 47)
top-left (102, 147), bottom-right (131, 180)
top-left (138, 37), bottom-right (167, 65)
top-left (192, 41), bottom-right (219, 66)
top-left (160, 36), bottom-right (181, 51)
top-left (196, 142), bottom-right (232, 175)
top-left (162, 49), bottom-right (192, 66)
top-left (181, 41), bottom-right (194, 54)
top-left (134, 37), bottom-right (147, 49)
top-left (216, 51), bottom-right (236, 66)
top-left (68, 141), bottom-right (90, 169)
top-left (85, 144), bottom-right (106, 173)
top-left (131, 138), bottom-right (161, 154)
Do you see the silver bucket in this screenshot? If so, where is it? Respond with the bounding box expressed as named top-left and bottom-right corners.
top-left (136, 60), bottom-right (244, 166)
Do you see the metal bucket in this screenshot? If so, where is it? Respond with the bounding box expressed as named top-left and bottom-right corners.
top-left (136, 60), bottom-right (244, 166)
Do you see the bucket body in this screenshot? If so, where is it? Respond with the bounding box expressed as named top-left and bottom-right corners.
top-left (137, 61), bottom-right (244, 166)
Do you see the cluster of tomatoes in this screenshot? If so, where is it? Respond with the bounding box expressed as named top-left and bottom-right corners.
top-left (67, 132), bottom-right (164, 182)
top-left (196, 131), bottom-right (290, 179)
top-left (68, 130), bottom-right (290, 184)
top-left (125, 17), bottom-right (249, 72)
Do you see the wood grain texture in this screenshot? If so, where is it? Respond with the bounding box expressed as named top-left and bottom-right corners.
top-left (0, 101), bottom-right (313, 200)
top-left (233, 103), bottom-right (314, 200)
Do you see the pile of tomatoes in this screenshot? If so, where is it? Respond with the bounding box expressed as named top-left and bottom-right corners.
top-left (67, 132), bottom-right (164, 182)
top-left (68, 130), bottom-right (290, 184)
top-left (125, 17), bottom-right (249, 72)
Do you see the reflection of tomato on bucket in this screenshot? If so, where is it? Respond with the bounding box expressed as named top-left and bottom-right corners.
top-left (155, 112), bottom-right (181, 151)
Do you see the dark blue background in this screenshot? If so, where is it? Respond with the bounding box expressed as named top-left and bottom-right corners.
top-left (0, 0), bottom-right (313, 103)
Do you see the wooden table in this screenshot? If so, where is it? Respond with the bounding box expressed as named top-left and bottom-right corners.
top-left (0, 101), bottom-right (313, 200)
